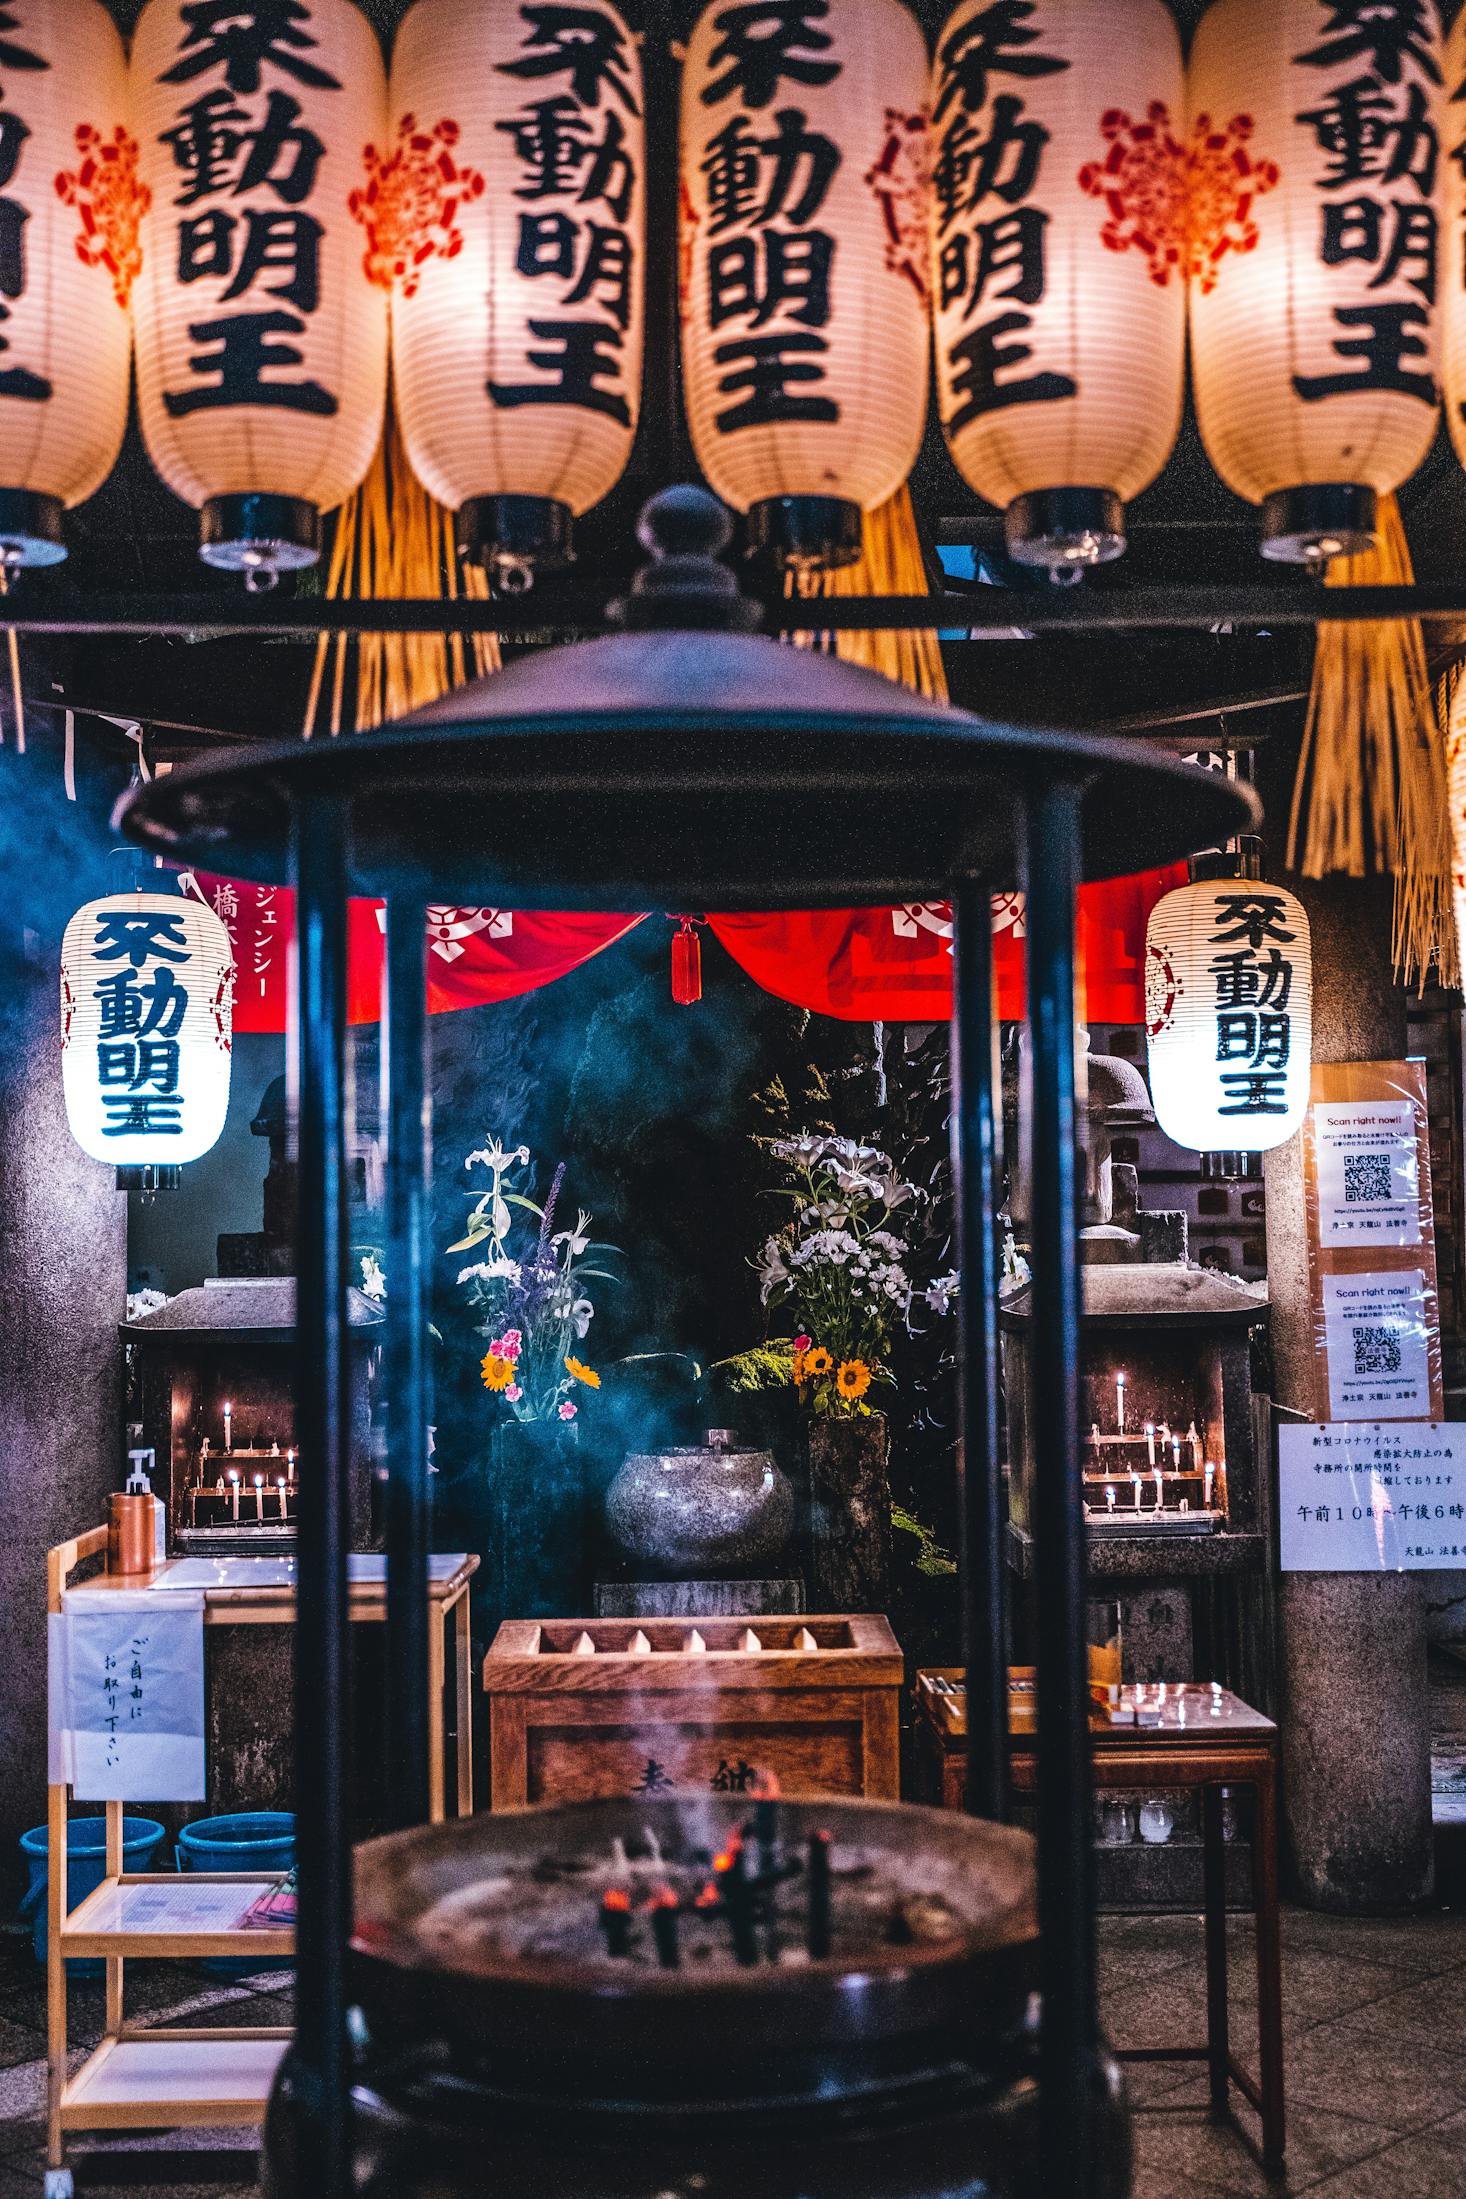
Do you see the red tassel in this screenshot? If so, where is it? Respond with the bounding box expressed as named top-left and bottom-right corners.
top-left (671, 918), bottom-right (702, 1006)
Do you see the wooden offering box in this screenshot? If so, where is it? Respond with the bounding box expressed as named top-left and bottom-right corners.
top-left (484, 1615), bottom-right (902, 1809)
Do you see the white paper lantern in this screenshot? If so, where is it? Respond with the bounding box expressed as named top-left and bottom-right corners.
top-left (1441, 9), bottom-right (1466, 490)
top-left (1145, 880), bottom-right (1312, 1153)
top-left (0, 0), bottom-right (136, 565)
top-left (680, 0), bottom-right (931, 570)
top-left (384, 0), bottom-right (644, 583)
top-left (130, 0), bottom-right (388, 577)
top-left (930, 0), bottom-right (1185, 574)
top-left (1189, 0), bottom-right (1443, 563)
top-left (61, 891), bottom-right (234, 1168)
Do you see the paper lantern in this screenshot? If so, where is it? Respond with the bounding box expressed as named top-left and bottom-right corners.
top-left (1145, 880), bottom-right (1312, 1153)
top-left (680, 0), bottom-right (930, 571)
top-left (930, 0), bottom-right (1185, 574)
top-left (1189, 0), bottom-right (1443, 563)
top-left (1443, 9), bottom-right (1466, 490)
top-left (382, 0), bottom-right (644, 584)
top-left (130, 0), bottom-right (388, 579)
top-left (0, 0), bottom-right (137, 565)
top-left (60, 891), bottom-right (234, 1168)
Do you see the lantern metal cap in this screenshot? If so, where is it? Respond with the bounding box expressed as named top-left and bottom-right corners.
top-left (116, 485), bottom-right (1259, 908)
top-left (456, 494), bottom-right (574, 591)
top-left (0, 489), bottom-right (65, 568)
top-left (1260, 484), bottom-right (1375, 566)
top-left (201, 494), bottom-right (321, 582)
top-left (1005, 489), bottom-right (1125, 574)
top-left (747, 494), bottom-right (862, 572)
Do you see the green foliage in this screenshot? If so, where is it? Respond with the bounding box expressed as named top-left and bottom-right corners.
top-left (711, 1343), bottom-right (797, 1393)
top-left (892, 1501), bottom-right (957, 1576)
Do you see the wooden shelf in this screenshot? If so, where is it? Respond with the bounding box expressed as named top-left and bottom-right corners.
top-left (59, 2034), bottom-right (288, 2130)
top-left (59, 1874), bottom-right (293, 1960)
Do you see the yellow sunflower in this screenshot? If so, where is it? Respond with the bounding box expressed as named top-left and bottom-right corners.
top-left (481, 1351), bottom-right (515, 1393)
top-left (836, 1359), bottom-right (871, 1401)
top-left (791, 1349), bottom-right (808, 1384)
top-left (565, 1356), bottom-right (601, 1389)
top-left (804, 1346), bottom-right (834, 1378)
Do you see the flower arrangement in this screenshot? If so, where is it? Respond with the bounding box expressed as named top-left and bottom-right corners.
top-left (448, 1138), bottom-right (617, 1425)
top-left (751, 1133), bottom-right (952, 1418)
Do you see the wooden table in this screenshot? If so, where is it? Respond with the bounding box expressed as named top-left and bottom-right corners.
top-left (44, 1531), bottom-right (477, 2199)
top-left (915, 1673), bottom-right (1284, 2175)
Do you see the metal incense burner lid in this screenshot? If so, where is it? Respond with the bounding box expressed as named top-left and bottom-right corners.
top-left (604, 1427), bottom-right (795, 1578)
top-left (114, 487), bottom-right (1259, 906)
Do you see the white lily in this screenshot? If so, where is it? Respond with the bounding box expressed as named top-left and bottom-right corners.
top-left (553, 1208), bottom-right (593, 1259)
top-left (360, 1253), bottom-right (387, 1301)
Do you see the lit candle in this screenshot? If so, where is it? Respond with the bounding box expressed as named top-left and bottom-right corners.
top-left (228, 1469), bottom-right (239, 1522)
top-left (1153, 1467), bottom-right (1164, 1511)
top-left (1204, 1461), bottom-right (1215, 1510)
top-left (253, 1473), bottom-right (264, 1520)
top-left (1188, 1421), bottom-right (1201, 1467)
top-left (1115, 1373), bottom-right (1127, 1433)
top-left (1142, 1423), bottom-right (1153, 1467)
top-left (1130, 1470), bottom-right (1142, 1509)
top-left (1171, 1435), bottom-right (1182, 1473)
top-left (1106, 1484), bottom-right (1116, 1513)
top-left (277, 1477), bottom-right (288, 1520)
top-left (286, 1448), bottom-right (295, 1484)
top-left (223, 1400), bottom-right (233, 1453)
top-left (1180, 1497), bottom-right (1189, 1514)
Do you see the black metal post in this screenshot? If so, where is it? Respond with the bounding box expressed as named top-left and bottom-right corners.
top-left (383, 898), bottom-right (432, 1829)
top-left (1024, 779), bottom-right (1098, 2196)
top-left (950, 878), bottom-right (1007, 1822)
top-left (291, 793), bottom-right (352, 2199)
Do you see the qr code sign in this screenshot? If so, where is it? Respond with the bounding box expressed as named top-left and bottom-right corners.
top-left (1344, 1153), bottom-right (1392, 1204)
top-left (1352, 1325), bottom-right (1402, 1377)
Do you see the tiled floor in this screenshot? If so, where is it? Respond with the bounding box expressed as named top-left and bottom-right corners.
top-left (2, 1909), bottom-right (1465, 2194)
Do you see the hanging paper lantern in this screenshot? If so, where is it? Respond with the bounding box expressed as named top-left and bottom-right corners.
top-left (1189, 0), bottom-right (1443, 564)
top-left (382, 0), bottom-right (644, 584)
top-left (1145, 879), bottom-right (1312, 1153)
top-left (1442, 9), bottom-right (1466, 490)
top-left (680, 0), bottom-right (930, 571)
top-left (130, 0), bottom-right (388, 579)
top-left (930, 0), bottom-right (1185, 575)
top-left (0, 0), bottom-right (138, 565)
top-left (60, 891), bottom-right (234, 1168)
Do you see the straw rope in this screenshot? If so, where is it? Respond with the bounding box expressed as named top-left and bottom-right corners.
top-left (785, 484), bottom-right (948, 701)
top-left (303, 408), bottom-right (500, 738)
top-left (1288, 494), bottom-right (1455, 990)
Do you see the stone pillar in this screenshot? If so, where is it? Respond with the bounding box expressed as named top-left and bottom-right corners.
top-left (0, 766), bottom-right (127, 1899)
top-left (1263, 877), bottom-right (1433, 1911)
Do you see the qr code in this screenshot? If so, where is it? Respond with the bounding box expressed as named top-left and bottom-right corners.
top-left (1344, 1153), bottom-right (1392, 1204)
top-left (1352, 1325), bottom-right (1402, 1376)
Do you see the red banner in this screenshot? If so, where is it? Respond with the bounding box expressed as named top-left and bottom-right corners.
top-left (707, 869), bottom-right (1186, 1024)
top-left (188, 867), bottom-right (1181, 1033)
top-left (189, 874), bottom-right (646, 1032)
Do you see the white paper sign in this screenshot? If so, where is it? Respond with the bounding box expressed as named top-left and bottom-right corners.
top-left (52, 1592), bottom-right (204, 1801)
top-left (1321, 1269), bottom-right (1431, 1420)
top-left (1280, 1423), bottom-right (1466, 1570)
top-left (1314, 1101), bottom-right (1421, 1247)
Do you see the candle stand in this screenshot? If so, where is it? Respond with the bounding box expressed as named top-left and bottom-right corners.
top-left (119, 487), bottom-right (1255, 2199)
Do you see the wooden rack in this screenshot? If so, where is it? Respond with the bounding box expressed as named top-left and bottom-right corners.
top-left (44, 1527), bottom-right (477, 2199)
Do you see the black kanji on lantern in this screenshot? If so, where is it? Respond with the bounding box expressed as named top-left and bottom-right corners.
top-left (0, 7), bottom-right (43, 73)
top-left (933, 0), bottom-right (1066, 126)
top-left (699, 0), bottom-right (838, 110)
top-left (702, 108), bottom-right (837, 234)
top-left (497, 2), bottom-right (640, 112)
top-left (161, 0), bottom-right (341, 95)
top-left (489, 316), bottom-right (631, 420)
top-left (163, 309), bottom-right (338, 415)
top-left (711, 330), bottom-right (836, 427)
top-left (0, 21), bottom-right (50, 405)
top-left (1295, 0), bottom-right (1440, 90)
top-left (163, 87), bottom-right (325, 208)
top-left (1205, 891), bottom-right (1297, 1120)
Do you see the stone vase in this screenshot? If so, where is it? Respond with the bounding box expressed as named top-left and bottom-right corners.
top-left (806, 1413), bottom-right (891, 1613)
top-left (488, 1419), bottom-right (585, 1633)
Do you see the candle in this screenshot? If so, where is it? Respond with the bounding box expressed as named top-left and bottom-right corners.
top-left (286, 1448), bottom-right (295, 1483)
top-left (253, 1473), bottom-right (264, 1520)
top-left (1188, 1421), bottom-right (1201, 1467)
top-left (223, 1400), bottom-right (233, 1453)
top-left (1171, 1435), bottom-right (1182, 1472)
top-left (1153, 1468), bottom-right (1164, 1511)
top-left (599, 1888), bottom-right (632, 1958)
top-left (228, 1470), bottom-right (239, 1522)
top-left (649, 1887), bottom-right (680, 1969)
top-left (277, 1477), bottom-right (288, 1520)
top-left (1145, 1422), bottom-right (1155, 1467)
top-left (1204, 1461), bottom-right (1215, 1510)
top-left (1106, 1484), bottom-right (1116, 1513)
top-left (1130, 1470), bottom-right (1142, 1509)
top-left (1115, 1372), bottom-right (1126, 1433)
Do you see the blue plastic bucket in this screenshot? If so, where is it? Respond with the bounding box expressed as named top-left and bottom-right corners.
top-left (175, 1810), bottom-right (295, 1877)
top-left (177, 1812), bottom-right (294, 1974)
top-left (18, 1816), bottom-right (165, 1966)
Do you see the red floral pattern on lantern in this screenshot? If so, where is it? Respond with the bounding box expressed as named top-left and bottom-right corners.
top-left (864, 108), bottom-right (930, 308)
top-left (1078, 102), bottom-right (1189, 288)
top-left (1183, 111), bottom-right (1279, 294)
top-left (54, 125), bottom-right (150, 310)
top-left (350, 113), bottom-right (485, 297)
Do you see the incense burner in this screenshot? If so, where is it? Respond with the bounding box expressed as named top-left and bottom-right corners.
top-left (604, 1428), bottom-right (795, 1578)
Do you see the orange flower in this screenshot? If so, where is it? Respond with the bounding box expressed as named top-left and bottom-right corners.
top-left (565, 1356), bottom-right (601, 1389)
top-left (481, 1351), bottom-right (514, 1393)
top-left (791, 1350), bottom-right (808, 1384)
top-left (837, 1359), bottom-right (871, 1401)
top-left (804, 1346), bottom-right (833, 1377)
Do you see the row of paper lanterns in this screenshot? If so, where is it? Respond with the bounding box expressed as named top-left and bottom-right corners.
top-left (4, 0), bottom-right (1466, 584)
